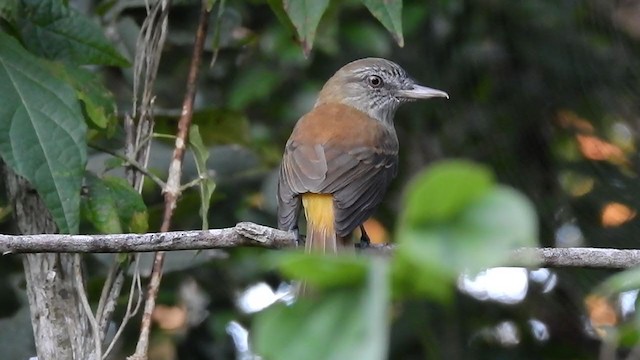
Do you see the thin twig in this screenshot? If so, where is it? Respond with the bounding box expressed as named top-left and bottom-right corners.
top-left (104, 257), bottom-right (143, 360)
top-left (133, 2), bottom-right (211, 358)
top-left (90, 144), bottom-right (166, 188)
top-left (74, 254), bottom-right (102, 360)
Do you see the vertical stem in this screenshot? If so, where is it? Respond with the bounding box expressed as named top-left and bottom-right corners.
top-left (130, 1), bottom-right (211, 358)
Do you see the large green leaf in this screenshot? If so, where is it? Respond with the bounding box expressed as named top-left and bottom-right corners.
top-left (0, 32), bottom-right (87, 234)
top-left (402, 160), bottom-right (494, 225)
top-left (14, 0), bottom-right (129, 66)
top-left (394, 162), bottom-right (538, 300)
top-left (282, 0), bottom-right (330, 56)
top-left (273, 252), bottom-right (369, 288)
top-left (361, 0), bottom-right (404, 47)
top-left (254, 258), bottom-right (390, 360)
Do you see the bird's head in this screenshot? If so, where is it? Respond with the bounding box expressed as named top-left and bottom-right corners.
top-left (315, 58), bottom-right (449, 124)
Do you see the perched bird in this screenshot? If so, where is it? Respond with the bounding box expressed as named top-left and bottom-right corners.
top-left (277, 58), bottom-right (448, 254)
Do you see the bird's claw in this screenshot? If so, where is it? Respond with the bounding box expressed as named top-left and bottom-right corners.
top-left (355, 225), bottom-right (370, 249)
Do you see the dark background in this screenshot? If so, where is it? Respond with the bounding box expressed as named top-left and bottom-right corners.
top-left (2, 0), bottom-right (640, 358)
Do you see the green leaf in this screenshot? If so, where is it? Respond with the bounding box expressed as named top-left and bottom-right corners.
top-left (49, 63), bottom-right (118, 132)
top-left (82, 174), bottom-right (148, 234)
top-left (101, 176), bottom-right (148, 233)
top-left (283, 0), bottom-right (330, 56)
top-left (206, 0), bottom-right (217, 12)
top-left (597, 266), bottom-right (640, 296)
top-left (394, 162), bottom-right (538, 300)
top-left (189, 125), bottom-right (216, 230)
top-left (254, 258), bottom-right (390, 360)
top-left (0, 32), bottom-right (87, 234)
top-left (267, 0), bottom-right (297, 38)
top-left (15, 0), bottom-right (129, 66)
top-left (0, 0), bottom-right (17, 21)
top-left (229, 67), bottom-right (280, 110)
top-left (361, 0), bottom-right (404, 47)
top-left (83, 173), bottom-right (122, 234)
top-left (273, 252), bottom-right (369, 288)
top-left (402, 160), bottom-right (494, 226)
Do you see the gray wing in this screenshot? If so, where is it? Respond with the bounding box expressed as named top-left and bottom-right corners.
top-left (277, 138), bottom-right (398, 237)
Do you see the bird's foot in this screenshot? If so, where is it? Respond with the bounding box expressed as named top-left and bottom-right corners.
top-left (291, 228), bottom-right (305, 247)
top-left (355, 225), bottom-right (371, 249)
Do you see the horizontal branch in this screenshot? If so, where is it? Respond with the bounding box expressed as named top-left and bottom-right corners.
top-left (0, 222), bottom-right (295, 254)
top-left (2, 222), bottom-right (640, 269)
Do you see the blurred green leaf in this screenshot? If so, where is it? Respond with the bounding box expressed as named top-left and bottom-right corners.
top-left (0, 0), bottom-right (17, 21)
top-left (394, 162), bottom-right (538, 300)
top-left (361, 0), bottom-right (404, 47)
top-left (267, 0), bottom-right (297, 38)
top-left (189, 125), bottom-right (216, 230)
top-left (0, 32), bottom-right (86, 234)
top-left (402, 160), bottom-right (494, 225)
top-left (229, 67), bottom-right (280, 110)
top-left (273, 252), bottom-right (368, 288)
top-left (14, 0), bottom-right (129, 66)
top-left (254, 258), bottom-right (389, 360)
top-left (596, 266), bottom-right (640, 296)
top-left (282, 0), bottom-right (330, 56)
top-left (206, 0), bottom-right (217, 12)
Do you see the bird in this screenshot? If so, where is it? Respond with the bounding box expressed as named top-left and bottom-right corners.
top-left (277, 57), bottom-right (448, 255)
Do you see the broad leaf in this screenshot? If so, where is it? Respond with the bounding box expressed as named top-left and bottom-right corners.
top-left (15, 0), bottom-right (129, 66)
top-left (597, 266), bottom-right (640, 296)
top-left (254, 258), bottom-right (390, 360)
top-left (83, 173), bottom-right (122, 234)
top-left (273, 252), bottom-right (369, 288)
top-left (402, 160), bottom-right (494, 225)
top-left (283, 0), bottom-right (330, 56)
top-left (0, 32), bottom-right (87, 234)
top-left (82, 174), bottom-right (148, 234)
top-left (102, 176), bottom-right (148, 233)
top-left (394, 162), bottom-right (538, 300)
top-left (361, 0), bottom-right (404, 47)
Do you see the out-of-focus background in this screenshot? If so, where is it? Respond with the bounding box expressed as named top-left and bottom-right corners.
top-left (2, 0), bottom-right (640, 359)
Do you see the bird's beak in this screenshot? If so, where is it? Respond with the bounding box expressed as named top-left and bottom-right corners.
top-left (397, 84), bottom-right (449, 100)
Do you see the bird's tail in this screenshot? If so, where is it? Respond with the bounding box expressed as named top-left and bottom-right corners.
top-left (298, 193), bottom-right (346, 296)
top-left (302, 193), bottom-right (338, 253)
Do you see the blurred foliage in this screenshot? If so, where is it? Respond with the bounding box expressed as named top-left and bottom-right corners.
top-left (1, 0), bottom-right (640, 359)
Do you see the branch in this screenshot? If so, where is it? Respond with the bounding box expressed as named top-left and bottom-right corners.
top-left (0, 222), bottom-right (294, 254)
top-left (3, 222), bottom-right (640, 269)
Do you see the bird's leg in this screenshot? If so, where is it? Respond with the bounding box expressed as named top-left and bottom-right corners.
top-left (291, 227), bottom-right (305, 247)
top-left (356, 225), bottom-right (370, 249)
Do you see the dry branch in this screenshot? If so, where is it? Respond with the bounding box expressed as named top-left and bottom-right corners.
top-left (132, 2), bottom-right (212, 357)
top-left (3, 222), bottom-right (640, 269)
top-left (0, 222), bottom-right (293, 254)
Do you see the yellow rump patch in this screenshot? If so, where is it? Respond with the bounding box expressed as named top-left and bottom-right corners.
top-left (302, 193), bottom-right (335, 232)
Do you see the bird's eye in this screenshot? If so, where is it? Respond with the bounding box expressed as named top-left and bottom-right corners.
top-left (367, 75), bottom-right (383, 88)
